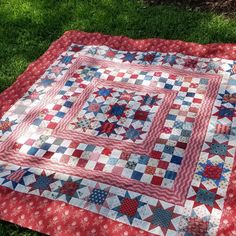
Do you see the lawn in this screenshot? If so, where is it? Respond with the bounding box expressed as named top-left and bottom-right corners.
top-left (0, 0), bottom-right (235, 235)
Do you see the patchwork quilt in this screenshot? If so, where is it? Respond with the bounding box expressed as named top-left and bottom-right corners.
top-left (0, 31), bottom-right (236, 236)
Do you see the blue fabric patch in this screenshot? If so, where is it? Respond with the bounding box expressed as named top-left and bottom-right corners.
top-left (40, 143), bottom-right (51, 151)
top-left (196, 189), bottom-right (215, 206)
top-left (85, 145), bottom-right (96, 151)
top-left (110, 105), bottom-right (125, 116)
top-left (210, 143), bottom-right (227, 156)
top-left (159, 77), bottom-right (167, 83)
top-left (138, 155), bottom-right (149, 165)
top-left (123, 53), bottom-right (136, 62)
top-left (33, 176), bottom-right (53, 190)
top-left (164, 84), bottom-right (173, 89)
top-left (126, 128), bottom-right (140, 140)
top-left (65, 80), bottom-right (73, 87)
top-left (200, 78), bottom-right (208, 85)
top-left (61, 55), bottom-right (73, 64)
top-left (174, 80), bottom-right (182, 86)
top-left (152, 208), bottom-right (172, 227)
top-left (33, 118), bottom-right (42, 126)
top-left (131, 171), bottom-right (143, 180)
top-left (163, 146), bottom-right (175, 154)
top-left (107, 158), bottom-right (119, 165)
top-left (56, 112), bottom-right (65, 118)
top-left (167, 114), bottom-right (176, 121)
top-left (143, 95), bottom-right (157, 105)
top-left (56, 146), bottom-right (67, 153)
top-left (27, 147), bottom-right (39, 155)
top-left (64, 101), bottom-right (73, 108)
top-left (88, 189), bottom-right (108, 205)
top-left (219, 108), bottom-right (234, 117)
top-left (186, 92), bottom-right (195, 97)
top-left (174, 121), bottom-right (184, 129)
top-left (98, 88), bottom-right (111, 96)
top-left (164, 170), bottom-right (177, 180)
top-left (171, 156), bottom-right (182, 165)
top-left (59, 90), bottom-right (66, 95)
top-left (144, 75), bottom-right (152, 81)
top-left (183, 101), bottom-right (191, 106)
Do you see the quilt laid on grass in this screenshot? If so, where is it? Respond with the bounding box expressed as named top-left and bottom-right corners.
top-left (0, 31), bottom-right (236, 236)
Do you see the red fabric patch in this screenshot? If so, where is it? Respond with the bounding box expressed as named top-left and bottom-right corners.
top-left (158, 161), bottom-right (169, 169)
top-left (53, 104), bottom-right (62, 110)
top-left (106, 50), bottom-right (116, 57)
top-left (187, 217), bottom-right (209, 236)
top-left (193, 98), bottom-right (202, 104)
top-left (176, 142), bottom-right (187, 149)
top-left (102, 148), bottom-right (112, 155)
top-left (203, 165), bottom-right (223, 180)
top-left (119, 198), bottom-right (138, 217)
top-left (180, 87), bottom-right (188, 92)
top-left (76, 159), bottom-right (88, 168)
top-left (232, 65), bottom-right (236, 74)
top-left (144, 54), bottom-right (155, 62)
top-left (43, 151), bottom-right (54, 159)
top-left (6, 170), bottom-right (25, 182)
top-left (47, 122), bottom-right (58, 129)
top-left (151, 176), bottom-right (163, 185)
top-left (150, 150), bottom-right (162, 159)
top-left (94, 163), bottom-right (105, 171)
top-left (60, 182), bottom-right (79, 196)
top-left (130, 74), bottom-right (138, 79)
top-left (134, 110), bottom-right (148, 121)
top-left (44, 114), bottom-right (53, 121)
top-left (100, 122), bottom-right (116, 133)
top-left (72, 150), bottom-right (83, 158)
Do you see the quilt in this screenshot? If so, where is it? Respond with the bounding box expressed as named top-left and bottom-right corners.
top-left (0, 31), bottom-right (236, 236)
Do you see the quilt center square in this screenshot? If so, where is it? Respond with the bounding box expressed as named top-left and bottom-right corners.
top-left (68, 83), bottom-right (163, 144)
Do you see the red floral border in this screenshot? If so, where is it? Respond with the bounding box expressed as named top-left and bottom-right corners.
top-left (0, 31), bottom-right (235, 235)
top-left (0, 186), bottom-right (149, 236)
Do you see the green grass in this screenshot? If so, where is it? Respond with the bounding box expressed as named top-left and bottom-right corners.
top-left (0, 0), bottom-right (236, 93)
top-left (0, 0), bottom-right (235, 235)
top-left (0, 220), bottom-right (42, 236)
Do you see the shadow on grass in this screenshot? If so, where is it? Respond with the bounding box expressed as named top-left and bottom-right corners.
top-left (0, 0), bottom-right (236, 92)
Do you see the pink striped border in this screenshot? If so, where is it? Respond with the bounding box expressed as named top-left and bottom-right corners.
top-left (53, 78), bottom-right (176, 155)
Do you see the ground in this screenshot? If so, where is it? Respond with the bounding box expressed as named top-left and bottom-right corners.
top-left (0, 0), bottom-right (235, 235)
top-left (146, 0), bottom-right (236, 16)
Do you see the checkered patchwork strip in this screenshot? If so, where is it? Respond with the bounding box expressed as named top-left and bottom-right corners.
top-left (17, 135), bottom-right (174, 186)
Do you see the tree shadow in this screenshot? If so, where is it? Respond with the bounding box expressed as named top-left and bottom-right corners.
top-left (0, 0), bottom-right (235, 79)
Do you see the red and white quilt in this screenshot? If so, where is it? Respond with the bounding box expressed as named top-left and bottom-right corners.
top-left (0, 31), bottom-right (235, 236)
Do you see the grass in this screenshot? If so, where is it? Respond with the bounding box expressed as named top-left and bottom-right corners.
top-left (0, 221), bottom-right (41, 236)
top-left (0, 0), bottom-right (235, 235)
